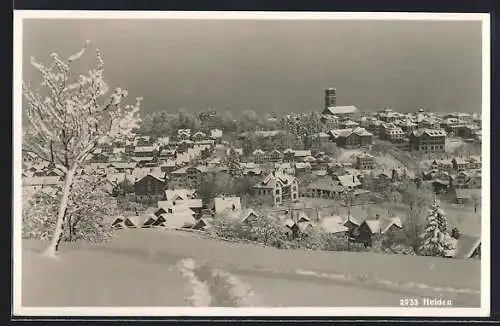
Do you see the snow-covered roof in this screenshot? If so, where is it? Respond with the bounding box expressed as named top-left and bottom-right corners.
top-left (320, 216), bottom-right (349, 234)
top-left (324, 105), bottom-right (358, 115)
top-left (164, 189), bottom-right (196, 201)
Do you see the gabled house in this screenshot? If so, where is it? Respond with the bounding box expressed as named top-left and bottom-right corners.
top-left (252, 149), bottom-right (266, 164)
top-left (191, 131), bottom-right (207, 142)
top-left (253, 170), bottom-right (300, 206)
top-left (332, 127), bottom-right (373, 149)
top-left (355, 153), bottom-right (376, 170)
top-left (134, 172), bottom-right (166, 204)
top-left (177, 129), bottom-right (192, 141)
top-left (452, 157), bottom-right (469, 171)
top-left (266, 149), bottom-right (283, 163)
top-left (305, 178), bottom-right (345, 199)
top-left (339, 119), bottom-right (360, 129)
top-left (468, 156), bottom-right (482, 170)
top-left (294, 150), bottom-right (312, 162)
top-left (210, 129), bottom-right (223, 144)
top-left (192, 217), bottom-right (214, 231)
top-left (153, 211), bottom-right (196, 229)
top-left (356, 216), bottom-right (403, 247)
top-left (445, 234), bottom-right (481, 259)
top-left (409, 129), bottom-right (446, 153)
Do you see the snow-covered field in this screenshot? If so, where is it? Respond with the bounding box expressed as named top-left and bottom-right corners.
top-left (21, 229), bottom-right (481, 308)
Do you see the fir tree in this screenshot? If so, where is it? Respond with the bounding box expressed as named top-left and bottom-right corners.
top-left (418, 198), bottom-right (456, 257)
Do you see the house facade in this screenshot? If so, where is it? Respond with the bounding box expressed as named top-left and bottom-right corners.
top-left (252, 171), bottom-right (300, 206)
top-left (134, 174), bottom-right (166, 204)
top-left (409, 129), bottom-right (446, 153)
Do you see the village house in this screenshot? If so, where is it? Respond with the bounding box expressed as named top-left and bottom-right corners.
top-left (274, 162), bottom-right (295, 175)
top-left (377, 108), bottom-right (399, 123)
top-left (452, 170), bottom-right (481, 189)
top-left (22, 151), bottom-right (40, 165)
top-left (241, 162), bottom-right (263, 177)
top-left (210, 129), bottom-right (223, 144)
top-left (177, 129), bottom-right (192, 141)
top-left (134, 135), bottom-right (153, 147)
top-left (252, 170), bottom-right (300, 206)
top-left (293, 150), bottom-right (312, 162)
top-left (160, 160), bottom-right (177, 173)
top-left (191, 131), bottom-right (207, 142)
top-left (330, 127), bottom-right (373, 149)
top-left (437, 159), bottom-right (453, 173)
top-left (468, 156), bottom-right (482, 170)
top-left (304, 178), bottom-right (345, 199)
top-left (157, 198), bottom-right (203, 218)
top-left (355, 215), bottom-right (403, 247)
top-left (336, 174), bottom-right (362, 190)
top-left (452, 157), bottom-right (469, 171)
top-left (282, 148), bottom-right (295, 162)
top-left (266, 149), bottom-right (283, 163)
top-left (134, 171), bottom-right (166, 204)
top-left (133, 145), bottom-right (157, 160)
top-left (355, 153), bottom-right (376, 170)
top-left (158, 148), bottom-right (177, 161)
top-left (252, 149), bottom-right (266, 164)
top-left (446, 234), bottom-right (481, 259)
top-left (409, 129), bottom-right (446, 153)
top-left (397, 120), bottom-right (418, 134)
top-left (295, 162), bottom-right (312, 177)
top-left (339, 119), bottom-right (360, 129)
top-left (380, 123), bottom-right (406, 143)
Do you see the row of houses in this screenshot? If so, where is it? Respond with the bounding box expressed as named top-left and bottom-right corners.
top-left (421, 156), bottom-right (482, 173)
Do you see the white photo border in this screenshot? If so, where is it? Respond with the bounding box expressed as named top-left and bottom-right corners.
top-left (12, 10), bottom-right (491, 318)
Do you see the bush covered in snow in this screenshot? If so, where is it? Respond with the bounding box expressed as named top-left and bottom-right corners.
top-left (208, 214), bottom-right (363, 252)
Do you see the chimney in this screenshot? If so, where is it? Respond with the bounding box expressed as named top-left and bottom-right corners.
top-left (375, 214), bottom-right (380, 220)
top-left (325, 88), bottom-right (337, 108)
top-left (316, 208), bottom-right (321, 222)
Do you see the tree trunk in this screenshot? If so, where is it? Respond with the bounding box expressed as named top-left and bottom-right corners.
top-left (41, 165), bottom-right (77, 258)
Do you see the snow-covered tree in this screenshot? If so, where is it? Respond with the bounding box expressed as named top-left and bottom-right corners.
top-left (418, 199), bottom-right (456, 257)
top-left (23, 172), bottom-right (119, 244)
top-left (22, 41), bottom-right (142, 257)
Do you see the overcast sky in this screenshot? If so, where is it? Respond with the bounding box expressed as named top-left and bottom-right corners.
top-left (22, 18), bottom-right (483, 116)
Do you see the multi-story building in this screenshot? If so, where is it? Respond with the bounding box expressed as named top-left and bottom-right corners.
top-left (252, 170), bottom-right (300, 206)
top-left (380, 123), bottom-right (405, 143)
top-left (409, 129), bottom-right (446, 153)
top-left (356, 153), bottom-right (376, 170)
top-left (332, 127), bottom-right (373, 149)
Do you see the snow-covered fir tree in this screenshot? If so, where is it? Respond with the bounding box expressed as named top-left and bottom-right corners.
top-left (418, 198), bottom-right (456, 257)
